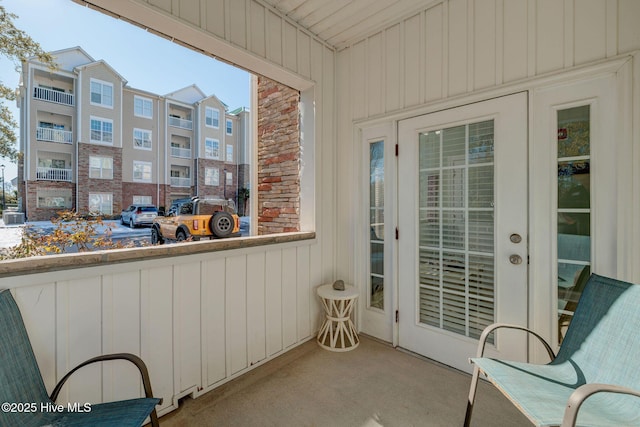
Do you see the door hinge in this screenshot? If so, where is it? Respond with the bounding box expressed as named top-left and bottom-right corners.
top-left (395, 144), bottom-right (399, 156)
top-left (395, 227), bottom-right (399, 240)
top-left (395, 310), bottom-right (399, 323)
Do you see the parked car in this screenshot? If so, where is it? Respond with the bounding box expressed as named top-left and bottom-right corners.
top-left (151, 197), bottom-right (240, 244)
top-left (121, 204), bottom-right (158, 228)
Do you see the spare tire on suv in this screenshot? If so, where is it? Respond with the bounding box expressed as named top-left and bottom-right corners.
top-left (210, 211), bottom-right (235, 238)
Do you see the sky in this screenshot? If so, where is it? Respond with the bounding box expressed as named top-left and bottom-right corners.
top-left (0, 0), bottom-right (251, 181)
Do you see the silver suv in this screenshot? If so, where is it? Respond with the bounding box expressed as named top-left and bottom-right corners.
top-left (120, 204), bottom-right (158, 228)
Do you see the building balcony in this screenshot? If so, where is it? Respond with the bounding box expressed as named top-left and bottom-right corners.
top-left (33, 87), bottom-right (74, 106)
top-left (36, 127), bottom-right (73, 144)
top-left (168, 116), bottom-right (193, 130)
top-left (170, 176), bottom-right (191, 187)
top-left (171, 146), bottom-right (192, 158)
top-left (36, 167), bottom-right (72, 181)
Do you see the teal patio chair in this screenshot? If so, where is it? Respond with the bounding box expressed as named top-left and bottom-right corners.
top-left (0, 289), bottom-right (161, 427)
top-left (464, 274), bottom-right (640, 427)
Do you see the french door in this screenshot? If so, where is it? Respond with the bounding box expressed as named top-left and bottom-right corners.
top-left (397, 93), bottom-right (528, 373)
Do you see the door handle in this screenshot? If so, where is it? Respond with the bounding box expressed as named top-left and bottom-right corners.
top-left (509, 254), bottom-right (523, 265)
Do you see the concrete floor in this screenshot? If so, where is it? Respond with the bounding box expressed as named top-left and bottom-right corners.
top-left (159, 335), bottom-right (530, 426)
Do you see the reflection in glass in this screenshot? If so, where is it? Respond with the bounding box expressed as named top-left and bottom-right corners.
top-left (369, 140), bottom-right (384, 310)
top-left (557, 105), bottom-right (591, 345)
top-left (418, 120), bottom-right (495, 342)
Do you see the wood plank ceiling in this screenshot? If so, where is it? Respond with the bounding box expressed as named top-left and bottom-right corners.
top-left (261, 0), bottom-right (439, 50)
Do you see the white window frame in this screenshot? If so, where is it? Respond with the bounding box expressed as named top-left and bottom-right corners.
top-left (133, 195), bottom-right (152, 205)
top-left (205, 167), bottom-right (219, 186)
top-left (90, 78), bottom-right (113, 108)
top-left (134, 96), bottom-right (153, 118)
top-left (133, 161), bottom-right (153, 183)
top-left (133, 128), bottom-right (152, 150)
top-left (226, 144), bottom-right (234, 162)
top-left (205, 107), bottom-right (220, 128)
top-left (37, 188), bottom-right (73, 208)
top-left (226, 170), bottom-right (233, 186)
top-left (226, 119), bottom-right (233, 135)
top-left (88, 193), bottom-right (113, 215)
top-left (89, 156), bottom-right (113, 179)
top-left (90, 116), bottom-right (114, 145)
top-left (205, 138), bottom-right (220, 159)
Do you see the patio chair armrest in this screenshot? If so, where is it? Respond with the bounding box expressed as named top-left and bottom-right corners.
top-left (561, 383), bottom-right (640, 427)
top-left (49, 352), bottom-right (162, 405)
top-left (474, 323), bottom-right (556, 360)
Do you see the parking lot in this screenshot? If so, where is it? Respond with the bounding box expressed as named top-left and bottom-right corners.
top-left (0, 217), bottom-right (250, 252)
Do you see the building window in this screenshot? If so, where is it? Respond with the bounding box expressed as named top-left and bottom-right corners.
top-left (134, 96), bottom-right (153, 118)
top-left (133, 195), bottom-right (152, 205)
top-left (205, 138), bottom-right (220, 159)
top-left (226, 171), bottom-right (233, 186)
top-left (90, 117), bottom-right (113, 144)
top-left (90, 79), bottom-right (113, 108)
top-left (89, 156), bottom-right (113, 179)
top-left (133, 129), bottom-right (152, 150)
top-left (89, 193), bottom-right (113, 215)
top-left (226, 119), bottom-right (233, 135)
top-left (205, 167), bottom-right (219, 186)
top-left (37, 188), bottom-right (72, 208)
top-left (226, 144), bottom-right (233, 162)
top-left (133, 161), bottom-right (152, 182)
top-left (205, 107), bottom-right (220, 128)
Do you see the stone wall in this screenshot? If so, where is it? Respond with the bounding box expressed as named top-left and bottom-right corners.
top-left (257, 76), bottom-right (300, 234)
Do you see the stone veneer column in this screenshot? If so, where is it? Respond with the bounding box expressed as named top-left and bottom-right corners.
top-left (256, 76), bottom-right (300, 235)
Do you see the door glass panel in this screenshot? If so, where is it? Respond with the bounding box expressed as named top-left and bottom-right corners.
top-left (369, 140), bottom-right (384, 310)
top-left (557, 105), bottom-right (591, 345)
top-left (418, 120), bottom-right (495, 341)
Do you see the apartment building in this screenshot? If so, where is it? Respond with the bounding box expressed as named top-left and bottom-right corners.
top-left (17, 47), bottom-right (250, 221)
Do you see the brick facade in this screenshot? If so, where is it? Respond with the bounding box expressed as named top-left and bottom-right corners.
top-left (257, 76), bottom-right (300, 234)
top-left (77, 143), bottom-right (123, 215)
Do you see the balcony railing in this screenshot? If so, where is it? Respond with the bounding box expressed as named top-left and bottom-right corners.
top-left (36, 167), bottom-right (72, 181)
top-left (36, 127), bottom-right (73, 144)
top-left (33, 87), bottom-right (74, 106)
top-left (171, 146), bottom-right (192, 158)
top-left (168, 116), bottom-right (193, 130)
top-left (170, 177), bottom-right (191, 187)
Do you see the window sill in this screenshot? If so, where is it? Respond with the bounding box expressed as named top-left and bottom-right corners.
top-left (0, 231), bottom-right (315, 278)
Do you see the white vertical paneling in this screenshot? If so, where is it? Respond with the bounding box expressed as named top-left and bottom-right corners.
top-left (265, 250), bottom-right (283, 356)
top-left (605, 0), bottom-right (617, 57)
top-left (246, 252), bottom-right (267, 365)
top-left (351, 40), bottom-right (367, 120)
top-left (201, 258), bottom-right (227, 387)
top-left (385, 24), bottom-right (402, 112)
top-left (403, 14), bottom-right (422, 107)
top-left (619, 0), bottom-right (640, 53)
top-left (204, 0), bottom-right (226, 39)
top-left (141, 266), bottom-right (174, 413)
top-left (283, 22), bottom-right (298, 72)
top-left (297, 32), bottom-right (312, 79)
top-left (225, 255), bottom-right (248, 375)
top-left (229, 0), bottom-right (247, 48)
top-left (536, 0), bottom-right (564, 74)
top-left (56, 277), bottom-right (102, 404)
top-left (367, 32), bottom-right (384, 117)
top-left (296, 246), bottom-right (311, 340)
top-left (267, 10), bottom-right (284, 65)
top-left (281, 247), bottom-right (298, 348)
top-left (12, 285), bottom-right (56, 393)
top-left (448, 0), bottom-right (468, 95)
top-left (425, 5), bottom-right (444, 102)
top-left (250, 1), bottom-right (267, 57)
top-left (173, 263), bottom-right (201, 394)
top-left (574, 0), bottom-right (607, 65)
top-left (102, 272), bottom-right (141, 402)
top-left (147, 0), bottom-right (171, 13)
top-left (176, 0), bottom-right (200, 27)
top-left (503, 0), bottom-right (528, 82)
top-left (563, 0), bottom-right (574, 68)
top-left (473, 0), bottom-right (497, 90)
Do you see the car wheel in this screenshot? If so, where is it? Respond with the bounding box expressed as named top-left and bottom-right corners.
top-left (176, 230), bottom-right (187, 241)
top-left (129, 218), bottom-right (135, 228)
top-left (211, 211), bottom-right (234, 238)
top-left (151, 227), bottom-right (164, 245)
